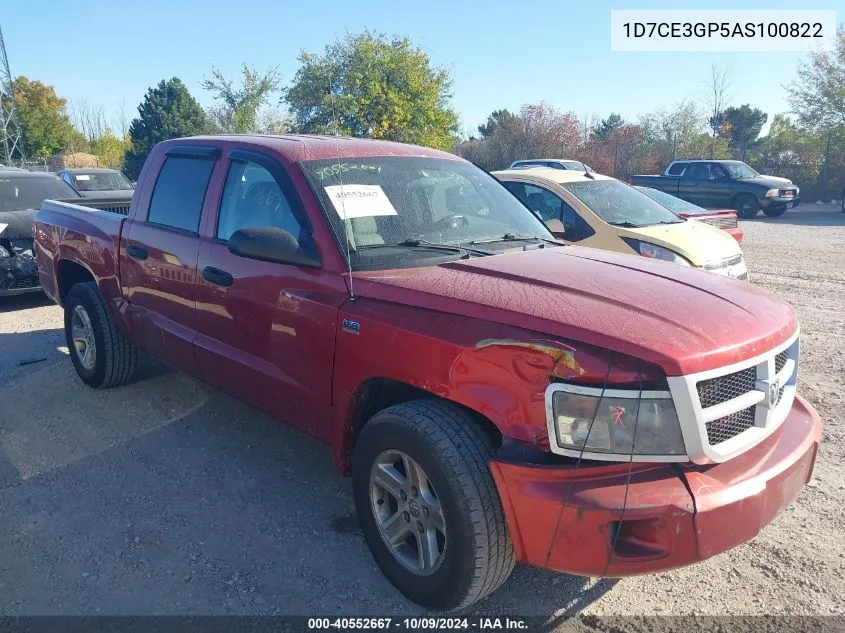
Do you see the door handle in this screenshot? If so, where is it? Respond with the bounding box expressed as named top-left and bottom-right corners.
top-left (127, 244), bottom-right (148, 260)
top-left (202, 266), bottom-right (234, 287)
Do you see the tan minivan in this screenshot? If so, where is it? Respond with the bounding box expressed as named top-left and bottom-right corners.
top-left (494, 168), bottom-right (747, 280)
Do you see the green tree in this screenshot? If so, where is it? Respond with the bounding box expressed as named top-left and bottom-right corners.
top-left (124, 78), bottom-right (209, 178)
top-left (786, 28), bottom-right (845, 195)
top-left (5, 76), bottom-right (86, 158)
top-left (202, 64), bottom-right (282, 133)
top-left (718, 104), bottom-right (768, 160)
top-left (592, 113), bottom-right (624, 140)
top-left (285, 30), bottom-right (458, 150)
top-left (477, 109), bottom-right (516, 138)
top-left (89, 130), bottom-right (130, 169)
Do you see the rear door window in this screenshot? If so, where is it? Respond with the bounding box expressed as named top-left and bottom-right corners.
top-left (147, 156), bottom-right (215, 233)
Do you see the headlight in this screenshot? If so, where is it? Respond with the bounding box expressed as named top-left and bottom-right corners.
top-left (546, 384), bottom-right (686, 460)
top-left (764, 188), bottom-right (781, 198)
top-left (0, 244), bottom-right (9, 259)
top-left (628, 240), bottom-right (691, 266)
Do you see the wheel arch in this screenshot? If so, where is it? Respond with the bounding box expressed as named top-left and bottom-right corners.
top-left (56, 259), bottom-right (96, 306)
top-left (335, 377), bottom-right (503, 475)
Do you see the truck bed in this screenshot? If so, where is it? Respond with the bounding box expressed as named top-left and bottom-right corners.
top-left (33, 199), bottom-right (127, 305)
top-left (630, 174), bottom-right (680, 193)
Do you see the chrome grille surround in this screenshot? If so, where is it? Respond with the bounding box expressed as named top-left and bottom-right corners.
top-left (703, 254), bottom-right (743, 270)
top-left (667, 329), bottom-right (800, 464)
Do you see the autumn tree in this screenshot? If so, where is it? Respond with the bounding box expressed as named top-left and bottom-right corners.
top-left (203, 64), bottom-right (282, 133)
top-left (285, 31), bottom-right (458, 150)
top-left (6, 76), bottom-right (86, 158)
top-left (124, 78), bottom-right (209, 178)
top-left (456, 103), bottom-right (581, 170)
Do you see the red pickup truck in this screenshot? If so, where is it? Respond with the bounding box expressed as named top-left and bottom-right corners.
top-left (34, 135), bottom-right (821, 610)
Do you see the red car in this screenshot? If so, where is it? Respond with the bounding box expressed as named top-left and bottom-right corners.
top-left (636, 185), bottom-right (743, 243)
top-left (33, 135), bottom-right (819, 610)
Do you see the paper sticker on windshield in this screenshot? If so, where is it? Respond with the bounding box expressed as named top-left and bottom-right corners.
top-left (0, 223), bottom-right (7, 235)
top-left (75, 175), bottom-right (91, 181)
top-left (324, 185), bottom-right (397, 220)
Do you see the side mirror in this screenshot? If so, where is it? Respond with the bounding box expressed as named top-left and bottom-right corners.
top-left (228, 227), bottom-right (321, 268)
top-left (544, 218), bottom-right (566, 239)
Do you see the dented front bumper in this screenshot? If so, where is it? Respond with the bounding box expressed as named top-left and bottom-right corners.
top-left (0, 240), bottom-right (40, 296)
top-left (490, 394), bottom-right (821, 577)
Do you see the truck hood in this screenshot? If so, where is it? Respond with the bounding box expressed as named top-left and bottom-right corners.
top-left (618, 219), bottom-right (742, 267)
top-left (758, 174), bottom-right (794, 187)
top-left (353, 246), bottom-right (796, 376)
top-left (0, 208), bottom-right (36, 240)
top-left (735, 175), bottom-right (794, 189)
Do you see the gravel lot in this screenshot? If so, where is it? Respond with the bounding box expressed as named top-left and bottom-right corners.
top-left (0, 203), bottom-right (843, 621)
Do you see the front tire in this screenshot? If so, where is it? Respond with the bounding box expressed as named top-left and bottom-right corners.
top-left (734, 193), bottom-right (759, 219)
top-left (64, 281), bottom-right (137, 388)
top-left (352, 399), bottom-right (514, 611)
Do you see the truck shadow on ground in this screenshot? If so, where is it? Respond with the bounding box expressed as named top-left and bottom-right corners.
top-left (0, 358), bottom-right (619, 617)
top-left (740, 205), bottom-right (844, 228)
top-left (0, 292), bottom-right (53, 314)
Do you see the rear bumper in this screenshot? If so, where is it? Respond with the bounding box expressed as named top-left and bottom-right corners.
top-left (490, 394), bottom-right (821, 577)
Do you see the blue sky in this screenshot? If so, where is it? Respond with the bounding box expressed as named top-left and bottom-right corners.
top-left (2, 0), bottom-right (840, 136)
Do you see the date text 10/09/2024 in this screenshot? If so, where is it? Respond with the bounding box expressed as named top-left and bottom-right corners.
top-left (307, 618), bottom-right (529, 630)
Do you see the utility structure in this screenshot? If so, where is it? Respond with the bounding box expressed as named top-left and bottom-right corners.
top-left (0, 25), bottom-right (25, 165)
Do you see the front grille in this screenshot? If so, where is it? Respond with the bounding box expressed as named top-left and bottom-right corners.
top-left (98, 204), bottom-right (130, 216)
top-left (706, 407), bottom-right (755, 444)
top-left (775, 350), bottom-right (788, 374)
top-left (697, 366), bottom-right (756, 408)
top-left (704, 254), bottom-right (743, 270)
top-left (700, 216), bottom-right (737, 230)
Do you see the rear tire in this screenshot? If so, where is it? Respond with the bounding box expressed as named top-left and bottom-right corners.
top-left (763, 205), bottom-right (787, 218)
top-left (734, 194), bottom-right (759, 219)
top-left (352, 399), bottom-right (514, 611)
top-left (64, 281), bottom-right (137, 388)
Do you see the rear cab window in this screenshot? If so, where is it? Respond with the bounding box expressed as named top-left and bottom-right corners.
top-left (147, 156), bottom-right (216, 233)
top-left (667, 162), bottom-right (687, 176)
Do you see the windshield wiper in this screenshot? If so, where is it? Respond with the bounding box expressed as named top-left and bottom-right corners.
top-left (607, 221), bottom-right (645, 228)
top-left (357, 239), bottom-right (492, 257)
top-left (469, 233), bottom-right (563, 247)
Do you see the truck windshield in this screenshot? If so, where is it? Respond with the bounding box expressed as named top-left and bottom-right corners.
top-left (71, 172), bottom-right (133, 191)
top-left (563, 180), bottom-right (684, 227)
top-left (722, 162), bottom-right (759, 179)
top-left (0, 176), bottom-right (80, 212)
top-left (300, 156), bottom-right (555, 269)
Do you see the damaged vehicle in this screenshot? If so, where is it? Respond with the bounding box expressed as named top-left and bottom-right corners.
top-left (0, 171), bottom-right (82, 295)
top-left (34, 135), bottom-right (821, 610)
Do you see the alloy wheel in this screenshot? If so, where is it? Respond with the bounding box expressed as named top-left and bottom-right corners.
top-left (70, 304), bottom-right (97, 370)
top-left (369, 449), bottom-right (446, 576)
